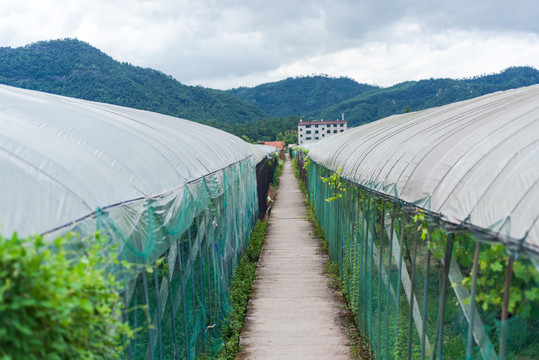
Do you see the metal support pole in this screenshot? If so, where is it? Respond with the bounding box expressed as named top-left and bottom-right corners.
top-left (421, 229), bottom-right (432, 360)
top-left (499, 254), bottom-right (515, 360)
top-left (377, 201), bottom-right (385, 358)
top-left (408, 231), bottom-right (419, 360)
top-left (178, 236), bottom-right (191, 360)
top-left (142, 271), bottom-right (155, 359)
top-left (433, 233), bottom-right (454, 360)
top-left (167, 256), bottom-right (179, 360)
top-left (466, 242), bottom-right (481, 359)
top-left (369, 196), bottom-right (375, 354)
top-left (385, 203), bottom-right (397, 358)
top-left (364, 192), bottom-right (371, 332)
top-left (395, 212), bottom-right (405, 353)
top-left (153, 262), bottom-right (164, 360)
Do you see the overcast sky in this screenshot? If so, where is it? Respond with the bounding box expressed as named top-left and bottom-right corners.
top-left (2, 0), bottom-right (538, 89)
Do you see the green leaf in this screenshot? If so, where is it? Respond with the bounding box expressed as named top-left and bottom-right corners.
top-left (490, 261), bottom-right (503, 272)
top-left (524, 288), bottom-right (539, 301)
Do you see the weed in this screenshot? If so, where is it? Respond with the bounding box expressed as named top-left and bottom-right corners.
top-left (208, 220), bottom-right (269, 360)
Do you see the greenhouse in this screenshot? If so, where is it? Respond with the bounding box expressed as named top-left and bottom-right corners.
top-left (0, 84), bottom-right (274, 358)
top-left (298, 85), bottom-right (539, 359)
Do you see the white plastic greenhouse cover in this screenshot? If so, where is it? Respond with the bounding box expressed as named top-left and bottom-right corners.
top-left (308, 85), bottom-right (539, 255)
top-left (255, 144), bottom-right (280, 159)
top-left (0, 85), bottom-right (256, 238)
top-left (251, 144), bottom-right (279, 164)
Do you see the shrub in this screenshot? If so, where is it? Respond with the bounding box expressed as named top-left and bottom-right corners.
top-left (0, 232), bottom-right (132, 359)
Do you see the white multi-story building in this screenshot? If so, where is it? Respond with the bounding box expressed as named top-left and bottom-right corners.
top-left (297, 119), bottom-right (347, 145)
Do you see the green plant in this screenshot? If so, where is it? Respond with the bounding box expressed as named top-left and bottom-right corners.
top-left (0, 232), bottom-right (133, 359)
top-left (462, 244), bottom-right (539, 317)
top-left (320, 167), bottom-right (346, 202)
top-left (291, 155), bottom-right (300, 179)
top-left (302, 149), bottom-right (311, 174)
top-left (272, 158), bottom-right (284, 188)
top-left (211, 220), bottom-right (269, 360)
top-left (303, 186), bottom-right (370, 360)
top-left (413, 210), bottom-right (539, 318)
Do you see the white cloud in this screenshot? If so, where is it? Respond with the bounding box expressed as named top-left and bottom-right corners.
top-left (197, 26), bottom-right (539, 89)
top-left (1, 1), bottom-right (538, 89)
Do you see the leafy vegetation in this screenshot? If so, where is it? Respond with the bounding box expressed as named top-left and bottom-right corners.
top-left (320, 167), bottom-right (346, 202)
top-left (0, 232), bottom-right (132, 359)
top-left (227, 75), bottom-right (378, 117)
top-left (209, 220), bottom-right (268, 360)
top-left (2, 39), bottom-right (538, 141)
top-left (228, 67), bottom-right (539, 127)
top-left (205, 115), bottom-right (300, 143)
top-left (271, 158), bottom-right (284, 188)
top-left (310, 67), bottom-right (539, 126)
top-left (292, 157), bottom-right (370, 359)
top-left (0, 39), bottom-right (267, 124)
top-left (414, 210), bottom-right (539, 319)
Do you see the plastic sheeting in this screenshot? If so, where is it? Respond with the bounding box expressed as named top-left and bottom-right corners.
top-left (0, 85), bottom-right (265, 359)
top-left (0, 84), bottom-right (257, 239)
top-left (251, 144), bottom-right (279, 164)
top-left (255, 144), bottom-right (280, 157)
top-left (307, 85), bottom-right (539, 255)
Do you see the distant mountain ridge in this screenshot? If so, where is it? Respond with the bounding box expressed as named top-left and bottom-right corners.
top-left (227, 67), bottom-right (539, 127)
top-left (1, 39), bottom-right (538, 131)
top-left (310, 67), bottom-right (539, 126)
top-left (226, 76), bottom-right (378, 117)
top-left (0, 39), bottom-right (267, 124)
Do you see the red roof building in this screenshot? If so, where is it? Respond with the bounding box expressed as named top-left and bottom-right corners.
top-left (260, 141), bottom-right (286, 150)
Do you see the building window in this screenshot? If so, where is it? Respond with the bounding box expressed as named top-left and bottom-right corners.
top-left (306, 137), bottom-right (311, 140)
top-left (333, 130), bottom-right (338, 133)
top-left (327, 130), bottom-right (331, 133)
top-left (340, 124), bottom-right (344, 127)
top-left (315, 130), bottom-right (319, 134)
top-left (340, 129), bottom-right (344, 132)
top-left (306, 130), bottom-right (311, 134)
top-left (306, 125), bottom-right (311, 128)
top-left (315, 124), bottom-right (319, 128)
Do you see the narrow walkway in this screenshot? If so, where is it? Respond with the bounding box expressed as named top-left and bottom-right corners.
top-left (237, 156), bottom-right (350, 360)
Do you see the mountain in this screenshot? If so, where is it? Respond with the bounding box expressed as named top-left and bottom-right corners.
top-left (2, 39), bottom-right (537, 132)
top-left (309, 67), bottom-right (539, 126)
top-left (0, 39), bottom-right (267, 124)
top-left (226, 75), bottom-right (378, 117)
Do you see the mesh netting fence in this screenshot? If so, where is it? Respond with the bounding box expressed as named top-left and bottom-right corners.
top-left (299, 155), bottom-right (539, 360)
top-left (81, 158), bottom-right (259, 359)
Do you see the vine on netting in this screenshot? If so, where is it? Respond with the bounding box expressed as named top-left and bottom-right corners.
top-left (413, 209), bottom-right (539, 318)
top-left (320, 166), bottom-right (346, 202)
top-left (302, 149), bottom-right (311, 174)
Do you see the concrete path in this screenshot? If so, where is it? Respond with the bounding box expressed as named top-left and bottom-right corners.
top-left (236, 156), bottom-right (350, 360)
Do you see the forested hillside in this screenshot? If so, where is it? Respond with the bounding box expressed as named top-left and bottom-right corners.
top-left (310, 67), bottom-right (539, 126)
top-left (228, 67), bottom-right (539, 127)
top-left (0, 39), bottom-right (267, 124)
top-left (2, 39), bottom-right (537, 136)
top-left (227, 76), bottom-right (378, 117)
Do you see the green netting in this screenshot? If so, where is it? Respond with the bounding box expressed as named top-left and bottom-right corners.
top-left (90, 158), bottom-right (259, 359)
top-left (302, 158), bottom-right (539, 360)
